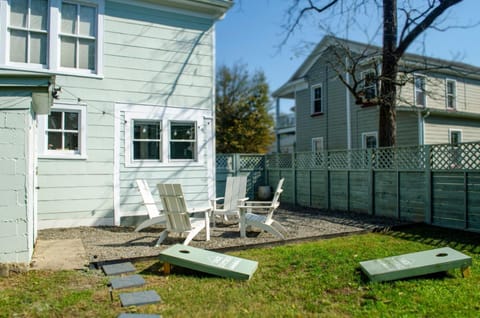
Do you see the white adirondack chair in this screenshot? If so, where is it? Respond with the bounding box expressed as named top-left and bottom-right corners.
top-left (240, 178), bottom-right (288, 240)
top-left (134, 180), bottom-right (166, 232)
top-left (156, 183), bottom-right (210, 246)
top-left (212, 176), bottom-right (249, 226)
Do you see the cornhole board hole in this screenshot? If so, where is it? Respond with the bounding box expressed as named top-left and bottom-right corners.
top-left (158, 244), bottom-right (258, 280)
top-left (360, 247), bottom-right (472, 282)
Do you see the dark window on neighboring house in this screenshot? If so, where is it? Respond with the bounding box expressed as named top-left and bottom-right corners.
top-left (446, 79), bottom-right (456, 109)
top-left (415, 75), bottom-right (426, 107)
top-left (362, 69), bottom-right (377, 100)
top-left (312, 85), bottom-right (322, 114)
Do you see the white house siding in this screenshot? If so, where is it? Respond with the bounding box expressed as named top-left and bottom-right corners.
top-left (0, 94), bottom-right (33, 263)
top-left (425, 116), bottom-right (480, 145)
top-left (396, 111), bottom-right (419, 146)
top-left (37, 1), bottom-right (216, 228)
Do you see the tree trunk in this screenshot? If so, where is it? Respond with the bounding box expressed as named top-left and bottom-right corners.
top-left (379, 0), bottom-right (398, 147)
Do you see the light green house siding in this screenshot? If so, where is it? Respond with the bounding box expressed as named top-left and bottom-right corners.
top-left (0, 95), bottom-right (32, 263)
top-left (36, 1), bottom-right (218, 228)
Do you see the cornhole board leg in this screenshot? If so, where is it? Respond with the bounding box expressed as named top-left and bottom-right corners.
top-left (158, 244), bottom-right (258, 280)
top-left (359, 247), bottom-right (472, 282)
top-left (163, 263), bottom-right (171, 275)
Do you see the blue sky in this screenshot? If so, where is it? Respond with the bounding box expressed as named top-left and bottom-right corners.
top-left (215, 1), bottom-right (480, 112)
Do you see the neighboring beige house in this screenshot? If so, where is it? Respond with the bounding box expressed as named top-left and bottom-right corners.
top-left (273, 36), bottom-right (480, 152)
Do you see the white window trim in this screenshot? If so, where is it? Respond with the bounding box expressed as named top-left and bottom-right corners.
top-left (128, 118), bottom-right (163, 164)
top-left (311, 83), bottom-right (323, 114)
top-left (0, 0), bottom-right (104, 77)
top-left (311, 137), bottom-right (324, 152)
top-left (38, 103), bottom-right (88, 159)
top-left (448, 128), bottom-right (462, 144)
top-left (124, 108), bottom-right (205, 168)
top-left (414, 74), bottom-right (427, 107)
top-left (445, 78), bottom-right (457, 109)
top-left (362, 131), bottom-right (378, 149)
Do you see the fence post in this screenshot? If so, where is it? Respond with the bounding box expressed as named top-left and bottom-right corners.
top-left (424, 145), bottom-right (432, 224)
top-left (368, 148), bottom-right (374, 215)
top-left (292, 152), bottom-right (297, 206)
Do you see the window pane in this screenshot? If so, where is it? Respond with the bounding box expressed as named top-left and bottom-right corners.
top-left (61, 2), bottom-right (77, 34)
top-left (10, 30), bottom-right (27, 63)
top-left (314, 100), bottom-right (322, 113)
top-left (133, 141), bottom-right (160, 160)
top-left (47, 132), bottom-right (62, 149)
top-left (30, 33), bottom-right (47, 64)
top-left (64, 112), bottom-right (79, 130)
top-left (48, 112), bottom-right (62, 129)
top-left (134, 121), bottom-right (161, 140)
top-left (60, 36), bottom-right (76, 67)
top-left (64, 132), bottom-right (79, 150)
top-left (365, 136), bottom-right (377, 148)
top-left (416, 92), bottom-right (425, 106)
top-left (314, 87), bottom-right (321, 100)
top-left (10, 0), bottom-right (28, 28)
top-left (447, 81), bottom-right (455, 94)
top-left (31, 0), bottom-right (48, 30)
top-left (78, 39), bottom-right (95, 70)
top-left (171, 123), bottom-right (195, 140)
top-left (80, 6), bottom-right (96, 36)
top-left (170, 142), bottom-right (195, 159)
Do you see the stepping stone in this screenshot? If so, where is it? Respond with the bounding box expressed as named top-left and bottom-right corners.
top-left (360, 247), bottom-right (472, 282)
top-left (109, 275), bottom-right (145, 289)
top-left (158, 244), bottom-right (258, 280)
top-left (118, 314), bottom-right (162, 318)
top-left (102, 262), bottom-right (136, 276)
top-left (119, 290), bottom-right (161, 307)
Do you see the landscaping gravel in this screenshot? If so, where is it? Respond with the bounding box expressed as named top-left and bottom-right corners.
top-left (38, 205), bottom-right (407, 263)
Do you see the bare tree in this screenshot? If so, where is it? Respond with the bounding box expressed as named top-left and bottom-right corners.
top-left (284, 0), bottom-right (464, 147)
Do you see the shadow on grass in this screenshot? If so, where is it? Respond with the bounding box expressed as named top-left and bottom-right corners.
top-left (386, 223), bottom-right (480, 254)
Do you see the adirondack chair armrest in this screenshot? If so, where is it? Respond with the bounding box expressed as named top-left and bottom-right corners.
top-left (212, 197), bottom-right (225, 209)
top-left (187, 206), bottom-right (212, 215)
top-left (244, 201), bottom-right (274, 207)
top-left (237, 197), bottom-right (249, 206)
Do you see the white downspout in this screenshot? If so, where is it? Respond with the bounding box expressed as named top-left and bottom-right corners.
top-left (345, 58), bottom-right (352, 150)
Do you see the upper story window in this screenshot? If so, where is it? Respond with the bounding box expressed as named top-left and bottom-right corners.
top-left (1, 0), bottom-right (104, 76)
top-left (9, 0), bottom-right (48, 66)
top-left (311, 84), bottom-right (323, 114)
top-left (362, 69), bottom-right (377, 99)
top-left (414, 75), bottom-right (426, 107)
top-left (60, 1), bottom-right (96, 71)
top-left (446, 79), bottom-right (456, 109)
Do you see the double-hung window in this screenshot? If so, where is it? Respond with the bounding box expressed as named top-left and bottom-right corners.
top-left (311, 84), bottom-right (323, 114)
top-left (60, 1), bottom-right (97, 71)
top-left (8, 0), bottom-right (48, 66)
top-left (414, 75), bottom-right (426, 107)
top-left (446, 79), bottom-right (456, 109)
top-left (132, 120), bottom-right (162, 161)
top-left (170, 122), bottom-right (196, 160)
top-left (2, 0), bottom-right (104, 75)
top-left (362, 69), bottom-right (377, 100)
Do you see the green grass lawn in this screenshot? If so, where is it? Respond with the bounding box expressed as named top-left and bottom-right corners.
top-left (1, 224), bottom-right (479, 317)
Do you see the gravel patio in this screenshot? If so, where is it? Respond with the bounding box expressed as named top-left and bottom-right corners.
top-left (37, 205), bottom-right (408, 264)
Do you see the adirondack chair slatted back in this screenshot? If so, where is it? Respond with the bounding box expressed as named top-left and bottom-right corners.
top-left (157, 184), bottom-right (192, 233)
top-left (136, 180), bottom-right (160, 218)
top-left (223, 176), bottom-right (248, 211)
top-left (266, 178), bottom-right (284, 223)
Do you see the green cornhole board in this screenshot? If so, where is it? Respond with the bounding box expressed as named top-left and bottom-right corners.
top-left (158, 244), bottom-right (258, 280)
top-left (360, 247), bottom-right (472, 282)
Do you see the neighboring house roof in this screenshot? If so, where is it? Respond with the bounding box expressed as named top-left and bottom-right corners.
top-left (273, 35), bottom-right (480, 98)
